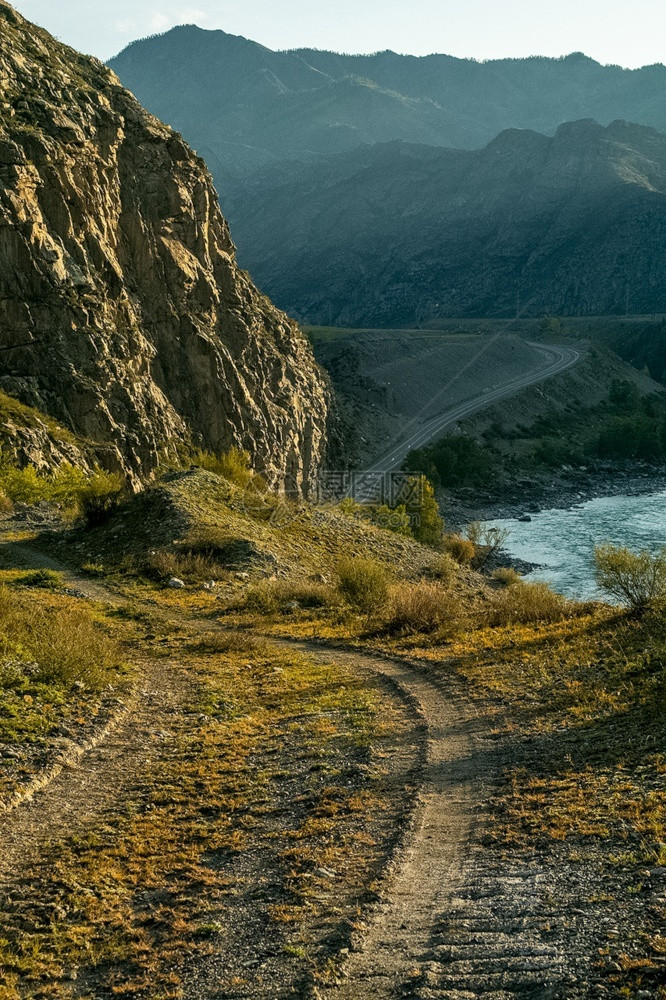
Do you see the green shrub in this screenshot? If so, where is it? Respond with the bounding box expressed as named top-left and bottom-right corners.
top-left (443, 533), bottom-right (475, 565)
top-left (80, 563), bottom-right (106, 578)
top-left (337, 558), bottom-right (390, 615)
top-left (79, 471), bottom-right (126, 527)
top-left (17, 569), bottom-right (63, 590)
top-left (594, 544), bottom-right (666, 611)
top-left (0, 489), bottom-right (13, 516)
top-left (425, 554), bottom-right (459, 585)
top-left (409, 477), bottom-right (445, 548)
top-left (382, 582), bottom-right (459, 635)
top-left (489, 581), bottom-right (570, 626)
top-left (370, 503), bottom-right (412, 536)
top-left (193, 448), bottom-right (256, 488)
top-left (492, 567), bottom-right (522, 587)
top-left (0, 462), bottom-right (124, 518)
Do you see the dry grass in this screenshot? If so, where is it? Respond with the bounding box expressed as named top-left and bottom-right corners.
top-left (381, 581), bottom-right (461, 636)
top-left (142, 547), bottom-right (224, 583)
top-left (0, 585), bottom-right (121, 690)
top-left (488, 580), bottom-right (572, 626)
top-left (245, 578), bottom-right (337, 613)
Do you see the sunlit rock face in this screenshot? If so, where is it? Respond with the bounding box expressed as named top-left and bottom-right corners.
top-left (0, 1), bottom-right (330, 491)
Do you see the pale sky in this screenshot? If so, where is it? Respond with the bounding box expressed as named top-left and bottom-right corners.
top-left (10, 0), bottom-right (666, 68)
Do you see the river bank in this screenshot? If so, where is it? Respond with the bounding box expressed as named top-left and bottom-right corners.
top-left (443, 462), bottom-right (666, 531)
top-left (475, 482), bottom-right (666, 600)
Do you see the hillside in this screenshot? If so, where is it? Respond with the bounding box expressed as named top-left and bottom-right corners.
top-left (0, 1), bottom-right (329, 490)
top-left (109, 27), bottom-right (666, 187)
top-left (228, 121), bottom-right (666, 324)
top-left (0, 464), bottom-right (664, 998)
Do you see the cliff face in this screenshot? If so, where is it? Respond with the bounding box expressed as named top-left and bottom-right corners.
top-left (0, 1), bottom-right (330, 492)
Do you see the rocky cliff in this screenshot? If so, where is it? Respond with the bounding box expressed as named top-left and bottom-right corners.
top-left (0, 1), bottom-right (330, 492)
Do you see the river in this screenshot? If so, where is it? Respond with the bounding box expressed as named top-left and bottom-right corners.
top-left (486, 490), bottom-right (666, 601)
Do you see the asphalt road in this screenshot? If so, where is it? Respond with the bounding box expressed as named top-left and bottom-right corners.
top-left (363, 341), bottom-right (581, 480)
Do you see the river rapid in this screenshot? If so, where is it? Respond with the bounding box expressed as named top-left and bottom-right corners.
top-left (486, 490), bottom-right (666, 601)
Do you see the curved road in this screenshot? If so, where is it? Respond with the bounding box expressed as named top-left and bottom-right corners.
top-left (366, 341), bottom-right (581, 476)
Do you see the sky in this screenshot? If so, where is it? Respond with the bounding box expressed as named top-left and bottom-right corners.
top-left (10, 0), bottom-right (666, 67)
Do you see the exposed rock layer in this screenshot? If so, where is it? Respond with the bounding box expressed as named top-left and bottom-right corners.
top-left (0, 1), bottom-right (329, 490)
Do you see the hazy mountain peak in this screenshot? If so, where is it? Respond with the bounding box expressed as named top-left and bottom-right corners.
top-left (110, 27), bottom-right (666, 182)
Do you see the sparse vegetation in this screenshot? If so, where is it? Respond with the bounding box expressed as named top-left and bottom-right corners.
top-left (337, 557), bottom-right (390, 614)
top-left (595, 543), bottom-right (666, 611)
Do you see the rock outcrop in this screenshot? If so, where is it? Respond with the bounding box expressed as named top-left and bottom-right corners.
top-left (0, 0), bottom-right (330, 492)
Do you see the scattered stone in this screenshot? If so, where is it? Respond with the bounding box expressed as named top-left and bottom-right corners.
top-left (167, 578), bottom-right (185, 589)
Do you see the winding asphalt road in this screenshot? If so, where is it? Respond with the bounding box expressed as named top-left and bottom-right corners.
top-left (365, 341), bottom-right (581, 476)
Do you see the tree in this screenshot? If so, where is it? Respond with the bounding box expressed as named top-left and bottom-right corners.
top-left (408, 476), bottom-right (444, 548)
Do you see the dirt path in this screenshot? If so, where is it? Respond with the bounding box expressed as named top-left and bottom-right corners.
top-left (0, 656), bottom-right (186, 882)
top-left (278, 642), bottom-right (481, 999)
top-left (0, 541), bottom-right (595, 997)
top-left (280, 643), bottom-right (587, 1000)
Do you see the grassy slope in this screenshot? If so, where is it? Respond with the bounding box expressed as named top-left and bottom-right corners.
top-left (1, 468), bottom-right (664, 997)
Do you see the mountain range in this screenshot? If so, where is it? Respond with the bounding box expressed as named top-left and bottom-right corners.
top-left (109, 27), bottom-right (666, 187)
top-left (229, 119), bottom-right (666, 323)
top-left (109, 27), bottom-right (666, 324)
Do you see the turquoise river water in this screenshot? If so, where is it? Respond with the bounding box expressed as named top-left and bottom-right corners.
top-left (486, 490), bottom-right (666, 601)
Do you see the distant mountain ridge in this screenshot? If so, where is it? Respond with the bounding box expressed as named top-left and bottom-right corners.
top-left (227, 119), bottom-right (666, 324)
top-left (109, 27), bottom-right (666, 187)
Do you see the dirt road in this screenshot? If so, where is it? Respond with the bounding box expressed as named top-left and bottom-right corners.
top-left (367, 342), bottom-right (581, 475)
top-left (0, 543), bottom-right (599, 998)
